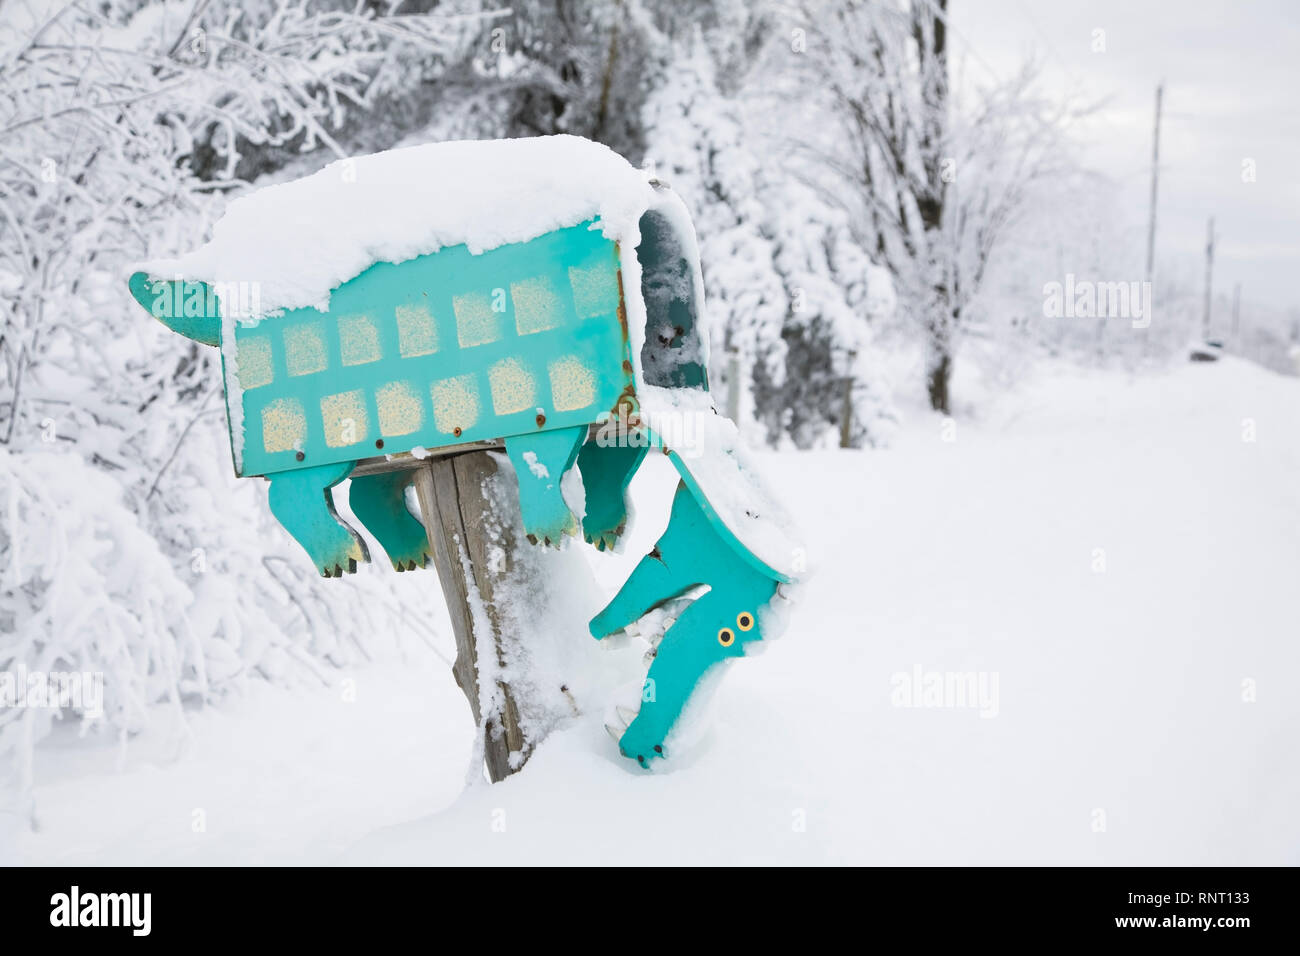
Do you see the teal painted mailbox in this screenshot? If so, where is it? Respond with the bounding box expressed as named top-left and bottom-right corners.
top-left (128, 135), bottom-right (799, 768)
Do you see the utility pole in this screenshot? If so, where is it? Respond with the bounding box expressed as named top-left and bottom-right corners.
top-left (1202, 217), bottom-right (1215, 340)
top-left (1145, 83), bottom-right (1163, 288)
top-left (1231, 282), bottom-right (1242, 341)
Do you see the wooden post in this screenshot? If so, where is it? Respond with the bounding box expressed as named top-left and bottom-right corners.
top-left (1145, 83), bottom-right (1163, 287)
top-left (1203, 217), bottom-right (1215, 340)
top-left (839, 349), bottom-right (858, 449)
top-left (410, 451), bottom-right (528, 782)
top-left (838, 376), bottom-right (853, 449)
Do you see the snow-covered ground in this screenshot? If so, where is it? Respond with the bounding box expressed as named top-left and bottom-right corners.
top-left (6, 357), bottom-right (1298, 865)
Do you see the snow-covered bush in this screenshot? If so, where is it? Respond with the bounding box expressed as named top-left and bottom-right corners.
top-left (642, 33), bottom-right (896, 448)
top-left (0, 0), bottom-right (479, 785)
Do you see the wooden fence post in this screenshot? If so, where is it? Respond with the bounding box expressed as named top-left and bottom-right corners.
top-left (410, 450), bottom-right (528, 782)
top-left (839, 375), bottom-right (854, 449)
top-left (839, 349), bottom-right (857, 449)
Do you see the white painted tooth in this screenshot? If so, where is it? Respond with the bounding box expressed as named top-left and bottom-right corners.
top-left (616, 705), bottom-right (640, 724)
top-left (605, 722), bottom-right (623, 742)
top-left (612, 680), bottom-right (644, 710)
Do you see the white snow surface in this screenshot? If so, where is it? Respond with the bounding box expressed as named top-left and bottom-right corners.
top-left (7, 358), bottom-right (1298, 865)
top-left (138, 135), bottom-right (656, 320)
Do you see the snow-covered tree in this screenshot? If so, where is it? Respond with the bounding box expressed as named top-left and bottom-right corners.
top-left (0, 0), bottom-right (484, 790)
top-left (783, 0), bottom-right (1079, 413)
top-left (643, 25), bottom-right (895, 447)
top-left (421, 0), bottom-right (670, 162)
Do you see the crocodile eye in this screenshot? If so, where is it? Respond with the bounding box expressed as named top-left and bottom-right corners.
top-left (718, 627), bottom-right (735, 647)
top-left (736, 612), bottom-right (754, 632)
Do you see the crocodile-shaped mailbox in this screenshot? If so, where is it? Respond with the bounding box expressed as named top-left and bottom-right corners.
top-left (128, 135), bottom-right (799, 768)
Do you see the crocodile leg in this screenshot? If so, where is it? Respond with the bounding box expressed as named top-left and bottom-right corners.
top-left (267, 462), bottom-right (368, 577)
top-left (347, 470), bottom-right (430, 572)
top-left (589, 480), bottom-right (713, 638)
top-left (504, 425), bottom-right (587, 546)
top-left (591, 480), bottom-right (783, 768)
top-left (576, 438), bottom-right (648, 552)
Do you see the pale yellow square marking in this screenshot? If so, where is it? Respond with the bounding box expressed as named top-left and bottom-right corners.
top-left (568, 261), bottom-right (620, 319)
top-left (261, 398), bottom-right (307, 454)
top-left (548, 355), bottom-right (597, 412)
top-left (430, 374), bottom-right (480, 435)
top-left (376, 381), bottom-right (423, 437)
top-left (511, 275), bottom-right (563, 336)
top-left (488, 358), bottom-right (536, 416)
top-left (396, 302), bottom-right (438, 358)
top-left (320, 390), bottom-right (368, 448)
top-left (283, 322), bottom-right (328, 376)
top-left (453, 292), bottom-right (502, 348)
top-left (338, 313), bottom-right (382, 366)
top-left (236, 337), bottom-right (273, 390)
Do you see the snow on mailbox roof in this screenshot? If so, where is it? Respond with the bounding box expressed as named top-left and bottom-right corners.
top-left (140, 135), bottom-right (656, 319)
top-left (138, 135), bottom-right (803, 580)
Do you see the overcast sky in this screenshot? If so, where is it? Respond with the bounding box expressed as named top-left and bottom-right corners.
top-left (952, 0), bottom-right (1299, 315)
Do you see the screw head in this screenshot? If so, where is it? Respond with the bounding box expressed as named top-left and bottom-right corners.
top-left (295, 451), bottom-right (305, 461)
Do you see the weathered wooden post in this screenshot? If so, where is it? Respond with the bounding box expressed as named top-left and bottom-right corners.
top-left (409, 450), bottom-right (527, 782)
top-left (839, 349), bottom-right (857, 449)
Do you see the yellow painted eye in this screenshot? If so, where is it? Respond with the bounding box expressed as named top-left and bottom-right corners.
top-left (717, 627), bottom-right (735, 647)
top-left (736, 612), bottom-right (754, 632)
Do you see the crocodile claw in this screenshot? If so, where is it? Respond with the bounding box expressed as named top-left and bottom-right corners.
top-left (320, 556), bottom-right (359, 578)
top-left (391, 554), bottom-right (428, 573)
top-left (584, 524), bottom-right (625, 553)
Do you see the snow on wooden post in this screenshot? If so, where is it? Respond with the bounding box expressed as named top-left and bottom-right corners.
top-left (410, 452), bottom-right (528, 782)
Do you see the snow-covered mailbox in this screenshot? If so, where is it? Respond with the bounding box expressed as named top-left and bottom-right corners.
top-left (127, 136), bottom-right (798, 770)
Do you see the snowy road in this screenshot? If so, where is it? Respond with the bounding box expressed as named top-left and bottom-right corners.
top-left (9, 358), bottom-right (1298, 865)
